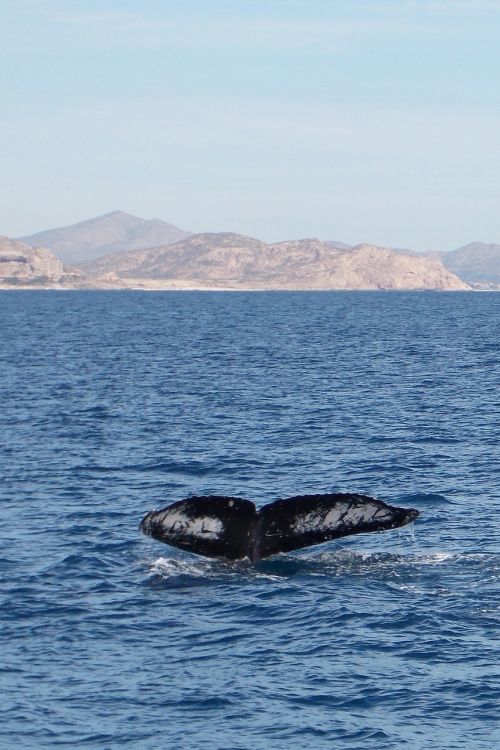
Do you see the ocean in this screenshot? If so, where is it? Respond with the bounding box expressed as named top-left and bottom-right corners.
top-left (1, 290), bottom-right (499, 750)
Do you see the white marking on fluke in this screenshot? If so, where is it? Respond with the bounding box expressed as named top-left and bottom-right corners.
top-left (162, 511), bottom-right (223, 540)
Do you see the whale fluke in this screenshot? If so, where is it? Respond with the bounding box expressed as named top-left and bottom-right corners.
top-left (140, 493), bottom-right (419, 562)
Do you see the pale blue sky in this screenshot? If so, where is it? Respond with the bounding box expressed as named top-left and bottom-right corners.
top-left (1, 0), bottom-right (499, 249)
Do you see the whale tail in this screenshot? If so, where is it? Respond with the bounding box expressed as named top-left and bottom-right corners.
top-left (140, 493), bottom-right (419, 562)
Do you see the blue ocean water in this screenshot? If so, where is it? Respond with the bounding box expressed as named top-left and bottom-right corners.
top-left (1, 290), bottom-right (499, 750)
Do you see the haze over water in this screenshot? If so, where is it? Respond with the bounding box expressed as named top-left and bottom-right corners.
top-left (1, 290), bottom-right (499, 749)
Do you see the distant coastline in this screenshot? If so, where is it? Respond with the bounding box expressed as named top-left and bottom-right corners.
top-left (1, 284), bottom-right (492, 293)
top-left (2, 211), bottom-right (500, 292)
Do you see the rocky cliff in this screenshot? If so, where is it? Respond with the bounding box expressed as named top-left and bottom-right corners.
top-left (0, 236), bottom-right (66, 286)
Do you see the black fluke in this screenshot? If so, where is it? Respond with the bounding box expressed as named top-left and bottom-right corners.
top-left (140, 493), bottom-right (419, 562)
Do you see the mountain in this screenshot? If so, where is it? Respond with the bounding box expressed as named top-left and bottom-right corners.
top-left (82, 233), bottom-right (469, 290)
top-left (0, 235), bottom-right (80, 287)
top-left (20, 210), bottom-right (191, 265)
top-left (326, 240), bottom-right (353, 251)
top-left (441, 242), bottom-right (500, 287)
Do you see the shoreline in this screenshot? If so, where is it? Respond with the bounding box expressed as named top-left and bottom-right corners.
top-left (1, 285), bottom-right (495, 293)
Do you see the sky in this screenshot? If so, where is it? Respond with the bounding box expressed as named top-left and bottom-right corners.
top-left (1, 0), bottom-right (499, 250)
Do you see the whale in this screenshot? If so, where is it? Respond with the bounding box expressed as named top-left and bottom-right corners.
top-left (140, 493), bottom-right (419, 562)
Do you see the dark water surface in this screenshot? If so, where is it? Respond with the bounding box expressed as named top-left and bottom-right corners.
top-left (1, 291), bottom-right (499, 750)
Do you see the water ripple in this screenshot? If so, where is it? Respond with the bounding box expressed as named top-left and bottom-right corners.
top-left (1, 290), bottom-right (499, 750)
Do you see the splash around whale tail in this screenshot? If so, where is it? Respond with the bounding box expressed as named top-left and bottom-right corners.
top-left (140, 493), bottom-right (419, 562)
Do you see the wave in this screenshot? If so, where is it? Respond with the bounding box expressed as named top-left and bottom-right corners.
top-left (141, 548), bottom-right (498, 585)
